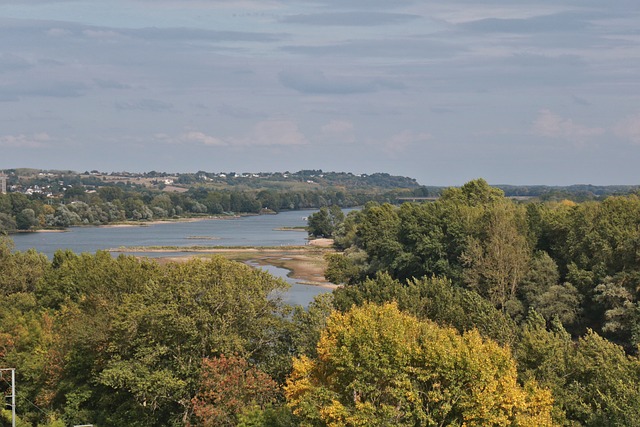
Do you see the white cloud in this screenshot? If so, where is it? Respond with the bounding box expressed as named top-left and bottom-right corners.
top-left (0, 133), bottom-right (51, 148)
top-left (533, 109), bottom-right (605, 142)
top-left (46, 28), bottom-right (72, 37)
top-left (382, 130), bottom-right (431, 155)
top-left (613, 114), bottom-right (640, 145)
top-left (83, 29), bottom-right (121, 39)
top-left (322, 119), bottom-right (354, 134)
top-left (162, 120), bottom-right (308, 148)
top-left (181, 131), bottom-right (226, 146)
top-left (321, 119), bottom-right (356, 144)
top-left (233, 119), bottom-right (309, 146)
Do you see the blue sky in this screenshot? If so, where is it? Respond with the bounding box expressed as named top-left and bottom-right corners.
top-left (0, 0), bottom-right (639, 185)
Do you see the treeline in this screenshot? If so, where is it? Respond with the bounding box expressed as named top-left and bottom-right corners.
top-left (497, 184), bottom-right (640, 201)
top-left (0, 186), bottom-right (407, 232)
top-left (324, 179), bottom-right (640, 353)
top-left (178, 170), bottom-right (421, 189)
top-left (2, 179), bottom-right (640, 426)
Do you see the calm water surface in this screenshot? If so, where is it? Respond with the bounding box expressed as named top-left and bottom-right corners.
top-left (11, 210), bottom-right (332, 306)
top-left (12, 210), bottom-right (312, 256)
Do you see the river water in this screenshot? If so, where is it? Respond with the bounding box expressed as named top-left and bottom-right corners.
top-left (10, 210), bottom-right (333, 306)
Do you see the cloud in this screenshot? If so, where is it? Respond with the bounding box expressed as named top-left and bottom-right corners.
top-left (613, 114), bottom-right (640, 144)
top-left (94, 79), bottom-right (131, 89)
top-left (460, 11), bottom-right (596, 34)
top-left (322, 120), bottom-right (354, 134)
top-left (505, 53), bottom-right (585, 68)
top-left (237, 119), bottom-right (308, 146)
top-left (218, 104), bottom-right (265, 119)
top-left (279, 70), bottom-right (404, 95)
top-left (281, 38), bottom-right (464, 59)
top-left (321, 120), bottom-right (356, 143)
top-left (119, 27), bottom-right (285, 43)
top-left (46, 28), bottom-right (73, 37)
top-left (0, 53), bottom-right (33, 73)
top-left (180, 131), bottom-right (226, 146)
top-left (115, 99), bottom-right (174, 112)
top-left (0, 82), bottom-right (87, 101)
top-left (279, 12), bottom-right (420, 26)
top-left (363, 130), bottom-right (431, 156)
top-left (382, 130), bottom-right (431, 155)
top-left (302, 0), bottom-right (417, 9)
top-left (533, 110), bottom-right (605, 142)
top-left (571, 95), bottom-right (591, 106)
top-left (0, 133), bottom-right (51, 148)
top-left (83, 29), bottom-right (121, 39)
top-left (166, 119), bottom-right (308, 147)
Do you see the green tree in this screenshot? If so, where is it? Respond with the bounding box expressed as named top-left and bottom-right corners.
top-left (333, 273), bottom-right (518, 347)
top-left (97, 257), bottom-right (291, 425)
top-left (15, 208), bottom-right (38, 230)
top-left (307, 206), bottom-right (344, 238)
top-left (462, 201), bottom-right (531, 314)
top-left (515, 310), bottom-right (640, 426)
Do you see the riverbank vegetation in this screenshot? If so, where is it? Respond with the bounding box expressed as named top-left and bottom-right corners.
top-left (2, 178), bottom-right (640, 426)
top-left (2, 168), bottom-right (639, 233)
top-left (0, 169), bottom-right (426, 233)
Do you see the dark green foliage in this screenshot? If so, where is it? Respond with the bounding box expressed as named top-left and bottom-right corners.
top-left (306, 206), bottom-right (344, 238)
top-left (331, 181), bottom-right (640, 351)
top-left (333, 273), bottom-right (518, 347)
top-left (515, 311), bottom-right (640, 426)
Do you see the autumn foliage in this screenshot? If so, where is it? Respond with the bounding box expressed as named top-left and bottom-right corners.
top-left (286, 303), bottom-right (554, 426)
top-left (191, 355), bottom-right (280, 427)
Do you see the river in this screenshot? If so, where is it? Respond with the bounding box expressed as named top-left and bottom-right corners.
top-left (10, 210), bottom-right (333, 306)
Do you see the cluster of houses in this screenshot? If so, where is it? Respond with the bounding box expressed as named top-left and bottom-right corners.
top-left (0, 169), bottom-right (375, 197)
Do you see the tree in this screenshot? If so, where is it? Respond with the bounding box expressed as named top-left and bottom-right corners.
top-left (462, 202), bottom-right (531, 313)
top-left (0, 238), bottom-right (49, 295)
top-left (0, 213), bottom-right (16, 232)
top-left (191, 355), bottom-right (280, 427)
top-left (15, 208), bottom-right (38, 230)
top-left (286, 303), bottom-right (553, 426)
top-left (307, 206), bottom-right (344, 238)
top-left (332, 273), bottom-right (518, 347)
top-left (515, 310), bottom-right (640, 426)
top-left (97, 257), bottom-right (291, 425)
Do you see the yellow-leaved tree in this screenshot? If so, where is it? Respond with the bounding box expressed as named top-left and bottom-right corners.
top-left (285, 302), bottom-right (554, 427)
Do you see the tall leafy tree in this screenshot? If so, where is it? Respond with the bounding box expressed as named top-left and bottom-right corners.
top-left (286, 303), bottom-right (553, 426)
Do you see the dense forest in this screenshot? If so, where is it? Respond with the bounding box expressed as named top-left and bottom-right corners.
top-left (2, 179), bottom-right (640, 426)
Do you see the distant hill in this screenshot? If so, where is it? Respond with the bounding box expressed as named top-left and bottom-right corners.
top-left (1, 168), bottom-right (638, 200)
top-left (1, 169), bottom-right (421, 194)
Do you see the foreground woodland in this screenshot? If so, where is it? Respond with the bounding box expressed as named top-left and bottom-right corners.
top-left (2, 179), bottom-right (640, 426)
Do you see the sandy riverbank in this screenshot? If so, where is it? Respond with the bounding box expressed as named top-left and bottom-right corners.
top-left (99, 216), bottom-right (239, 228)
top-left (9, 228), bottom-right (67, 234)
top-left (118, 245), bottom-right (338, 288)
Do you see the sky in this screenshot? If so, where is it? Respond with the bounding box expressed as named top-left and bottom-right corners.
top-left (0, 0), bottom-right (639, 185)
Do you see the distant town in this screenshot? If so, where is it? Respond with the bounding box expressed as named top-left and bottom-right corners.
top-left (0, 169), bottom-right (421, 198)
